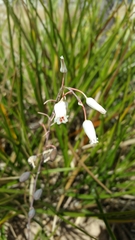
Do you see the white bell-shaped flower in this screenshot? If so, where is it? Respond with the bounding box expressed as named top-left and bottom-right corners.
top-left (54, 100), bottom-right (68, 124)
top-left (83, 120), bottom-right (98, 145)
top-left (86, 97), bottom-right (106, 114)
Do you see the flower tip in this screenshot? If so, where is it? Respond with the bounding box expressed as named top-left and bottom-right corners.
top-left (101, 109), bottom-right (107, 115)
top-left (90, 138), bottom-right (98, 145)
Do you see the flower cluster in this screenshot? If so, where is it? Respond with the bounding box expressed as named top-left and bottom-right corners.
top-left (54, 96), bottom-right (106, 145)
top-left (52, 56), bottom-right (107, 146)
top-left (27, 55), bottom-right (107, 171)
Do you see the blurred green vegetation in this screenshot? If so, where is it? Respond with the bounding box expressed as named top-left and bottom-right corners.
top-left (0, 0), bottom-right (135, 239)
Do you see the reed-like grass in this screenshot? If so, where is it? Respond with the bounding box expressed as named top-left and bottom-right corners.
top-left (0, 0), bottom-right (135, 239)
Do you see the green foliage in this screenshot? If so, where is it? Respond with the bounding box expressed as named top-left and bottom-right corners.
top-left (0, 0), bottom-right (135, 239)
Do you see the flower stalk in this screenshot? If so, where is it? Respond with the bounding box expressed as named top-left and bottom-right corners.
top-left (23, 55), bottom-right (107, 240)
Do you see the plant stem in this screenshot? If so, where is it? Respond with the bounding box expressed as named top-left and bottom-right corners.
top-left (27, 72), bottom-right (66, 240)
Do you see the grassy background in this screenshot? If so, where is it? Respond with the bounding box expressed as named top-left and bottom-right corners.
top-left (0, 0), bottom-right (135, 239)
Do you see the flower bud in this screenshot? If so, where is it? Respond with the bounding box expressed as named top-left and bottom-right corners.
top-left (19, 172), bottom-right (30, 182)
top-left (28, 208), bottom-right (35, 219)
top-left (83, 120), bottom-right (98, 145)
top-left (34, 189), bottom-right (42, 200)
top-left (86, 97), bottom-right (106, 114)
top-left (60, 56), bottom-right (67, 73)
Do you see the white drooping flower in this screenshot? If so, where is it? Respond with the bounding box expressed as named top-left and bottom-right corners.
top-left (83, 120), bottom-right (98, 145)
top-left (54, 100), bottom-right (68, 124)
top-left (28, 155), bottom-right (37, 168)
top-left (60, 56), bottom-right (67, 73)
top-left (86, 97), bottom-right (106, 114)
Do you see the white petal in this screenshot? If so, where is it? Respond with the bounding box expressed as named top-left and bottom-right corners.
top-left (54, 100), bottom-right (68, 124)
top-left (28, 155), bottom-right (37, 168)
top-left (54, 101), bottom-right (67, 117)
top-left (83, 120), bottom-right (98, 145)
top-left (86, 98), bottom-right (106, 114)
top-left (28, 155), bottom-right (37, 163)
top-left (54, 115), bottom-right (68, 124)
